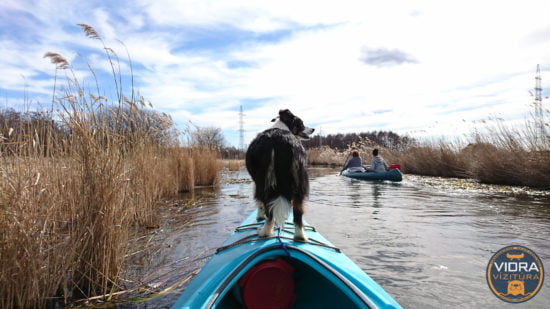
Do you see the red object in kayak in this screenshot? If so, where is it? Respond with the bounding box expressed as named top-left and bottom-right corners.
top-left (238, 258), bottom-right (296, 309)
top-left (389, 164), bottom-right (401, 170)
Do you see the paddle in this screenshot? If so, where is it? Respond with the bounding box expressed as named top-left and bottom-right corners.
top-left (339, 151), bottom-right (352, 175)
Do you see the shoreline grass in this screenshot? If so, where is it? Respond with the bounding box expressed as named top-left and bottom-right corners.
top-left (307, 120), bottom-right (550, 189)
top-left (0, 25), bottom-right (222, 308)
top-left (219, 159), bottom-right (245, 171)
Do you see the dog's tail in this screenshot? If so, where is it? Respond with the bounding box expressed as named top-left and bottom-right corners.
top-left (268, 196), bottom-right (292, 227)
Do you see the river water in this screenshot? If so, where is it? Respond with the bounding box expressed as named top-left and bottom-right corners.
top-left (133, 167), bottom-right (550, 309)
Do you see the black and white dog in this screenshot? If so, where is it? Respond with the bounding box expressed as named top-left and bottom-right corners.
top-left (246, 109), bottom-right (314, 241)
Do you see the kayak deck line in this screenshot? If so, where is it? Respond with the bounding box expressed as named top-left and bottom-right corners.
top-left (235, 221), bottom-right (317, 232)
top-left (216, 222), bottom-right (341, 253)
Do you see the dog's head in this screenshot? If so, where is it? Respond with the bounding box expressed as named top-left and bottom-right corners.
top-left (271, 109), bottom-right (314, 139)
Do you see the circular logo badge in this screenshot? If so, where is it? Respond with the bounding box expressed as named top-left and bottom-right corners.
top-left (487, 245), bottom-right (544, 303)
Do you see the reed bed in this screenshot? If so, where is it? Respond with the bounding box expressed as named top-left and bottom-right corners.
top-left (307, 118), bottom-right (549, 189)
top-left (0, 25), bottom-right (222, 308)
top-left (395, 143), bottom-right (469, 178)
top-left (219, 159), bottom-right (245, 171)
top-left (307, 146), bottom-right (349, 166)
top-left (191, 147), bottom-right (221, 186)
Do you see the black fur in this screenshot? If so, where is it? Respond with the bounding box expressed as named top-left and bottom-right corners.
top-left (246, 128), bottom-right (309, 204)
top-left (245, 109), bottom-right (312, 239)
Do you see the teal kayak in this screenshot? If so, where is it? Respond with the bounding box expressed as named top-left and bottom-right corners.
top-left (341, 169), bottom-right (403, 182)
top-left (172, 210), bottom-right (402, 309)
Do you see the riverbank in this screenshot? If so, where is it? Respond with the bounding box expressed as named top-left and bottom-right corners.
top-left (0, 25), bottom-right (224, 308)
top-left (307, 138), bottom-right (550, 190)
top-left (0, 137), bottom-right (222, 309)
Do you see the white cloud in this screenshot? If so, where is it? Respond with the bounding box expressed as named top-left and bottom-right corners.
top-left (1, 0), bottom-right (550, 147)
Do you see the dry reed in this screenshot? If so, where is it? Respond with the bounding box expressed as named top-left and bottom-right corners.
top-left (0, 24), bottom-right (222, 308)
top-left (307, 116), bottom-right (549, 189)
top-left (307, 146), bottom-right (348, 166)
top-left (191, 147), bottom-right (221, 186)
top-left (219, 159), bottom-right (245, 171)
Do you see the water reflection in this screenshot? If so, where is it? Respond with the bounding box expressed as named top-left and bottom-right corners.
top-left (372, 183), bottom-right (382, 207)
top-left (131, 168), bottom-right (550, 309)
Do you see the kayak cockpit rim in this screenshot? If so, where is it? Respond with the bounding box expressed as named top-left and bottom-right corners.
top-left (206, 244), bottom-right (377, 309)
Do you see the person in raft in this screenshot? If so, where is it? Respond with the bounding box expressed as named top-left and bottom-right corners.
top-left (369, 148), bottom-right (389, 173)
top-left (340, 149), bottom-right (366, 173)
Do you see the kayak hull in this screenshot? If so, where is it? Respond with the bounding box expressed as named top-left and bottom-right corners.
top-left (172, 210), bottom-right (402, 309)
top-left (341, 169), bottom-right (403, 182)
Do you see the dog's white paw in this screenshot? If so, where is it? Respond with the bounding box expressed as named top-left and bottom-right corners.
top-left (294, 227), bottom-right (308, 241)
top-left (258, 225), bottom-right (274, 237)
top-left (258, 218), bottom-right (274, 237)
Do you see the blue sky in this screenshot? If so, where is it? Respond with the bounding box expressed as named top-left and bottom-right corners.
top-left (1, 0), bottom-right (550, 147)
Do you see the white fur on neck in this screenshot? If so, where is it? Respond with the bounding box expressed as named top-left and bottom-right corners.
top-left (271, 119), bottom-right (290, 131)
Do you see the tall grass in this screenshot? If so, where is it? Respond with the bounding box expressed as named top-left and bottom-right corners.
top-left (0, 25), bottom-right (221, 308)
top-left (396, 142), bottom-right (469, 178)
top-left (219, 159), bottom-right (245, 171)
top-left (307, 143), bottom-right (402, 170)
top-left (307, 146), bottom-right (349, 166)
top-left (307, 116), bottom-right (549, 189)
top-left (191, 147), bottom-right (221, 186)
top-left (466, 118), bottom-right (550, 187)
top-left (395, 117), bottom-right (550, 188)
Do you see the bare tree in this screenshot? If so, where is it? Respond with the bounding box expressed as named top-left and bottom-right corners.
top-left (191, 126), bottom-right (226, 149)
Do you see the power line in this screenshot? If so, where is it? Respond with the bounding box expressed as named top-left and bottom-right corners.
top-left (534, 64), bottom-right (545, 137)
top-left (535, 64), bottom-right (542, 116)
top-left (239, 105), bottom-right (245, 152)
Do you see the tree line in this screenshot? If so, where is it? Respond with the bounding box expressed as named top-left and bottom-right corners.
top-left (184, 127), bottom-right (415, 159)
top-left (302, 131), bottom-right (414, 151)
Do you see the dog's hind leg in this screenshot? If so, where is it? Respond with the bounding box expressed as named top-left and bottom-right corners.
top-left (258, 217), bottom-right (275, 237)
top-left (256, 200), bottom-right (266, 221)
top-left (292, 199), bottom-right (308, 241)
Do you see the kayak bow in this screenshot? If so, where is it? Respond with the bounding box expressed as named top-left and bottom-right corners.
top-left (172, 210), bottom-right (402, 309)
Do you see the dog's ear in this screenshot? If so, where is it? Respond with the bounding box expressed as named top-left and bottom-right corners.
top-left (279, 109), bottom-right (294, 123)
